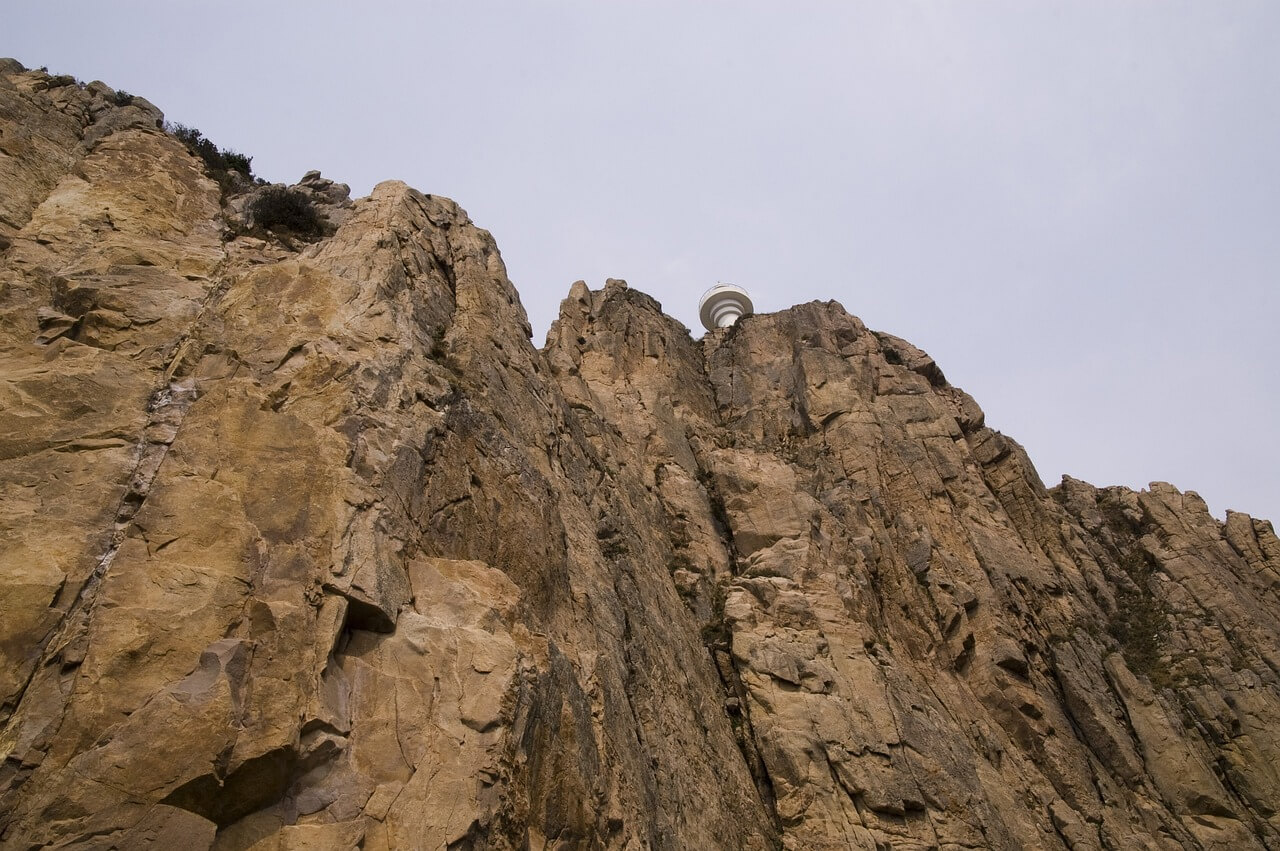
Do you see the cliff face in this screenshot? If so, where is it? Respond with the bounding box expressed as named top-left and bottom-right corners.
top-left (2, 62), bottom-right (1279, 851)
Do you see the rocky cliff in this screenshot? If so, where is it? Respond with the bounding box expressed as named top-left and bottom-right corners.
top-left (2, 61), bottom-right (1279, 851)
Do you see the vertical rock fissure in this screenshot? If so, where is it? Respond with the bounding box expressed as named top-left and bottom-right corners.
top-left (694, 464), bottom-right (783, 840)
top-left (715, 643), bottom-right (782, 842)
top-left (6, 74), bottom-right (1280, 844)
top-left (6, 253), bottom-right (233, 730)
top-left (65, 254), bottom-right (232, 601)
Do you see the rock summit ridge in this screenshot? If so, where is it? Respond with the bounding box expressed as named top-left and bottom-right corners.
top-left (1, 61), bottom-right (1279, 850)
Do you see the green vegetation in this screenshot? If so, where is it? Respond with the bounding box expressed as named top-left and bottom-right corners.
top-left (165, 122), bottom-right (254, 187)
top-left (222, 150), bottom-right (253, 175)
top-left (700, 582), bottom-right (729, 646)
top-left (1108, 550), bottom-right (1173, 684)
top-left (113, 90), bottom-right (134, 107)
top-left (430, 326), bottom-right (449, 360)
top-left (248, 187), bottom-right (325, 237)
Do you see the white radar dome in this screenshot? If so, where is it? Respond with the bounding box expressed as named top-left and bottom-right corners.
top-left (698, 284), bottom-right (754, 331)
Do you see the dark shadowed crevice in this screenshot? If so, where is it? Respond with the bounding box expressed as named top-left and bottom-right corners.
top-left (161, 747), bottom-right (298, 828)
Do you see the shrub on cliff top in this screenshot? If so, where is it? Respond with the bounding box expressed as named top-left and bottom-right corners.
top-left (249, 187), bottom-right (325, 237)
top-left (166, 122), bottom-right (253, 180)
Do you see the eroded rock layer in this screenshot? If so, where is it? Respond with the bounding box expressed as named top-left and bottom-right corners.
top-left (2, 62), bottom-right (1278, 850)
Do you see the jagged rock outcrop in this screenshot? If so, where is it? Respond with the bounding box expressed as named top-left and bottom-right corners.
top-left (2, 61), bottom-right (1278, 850)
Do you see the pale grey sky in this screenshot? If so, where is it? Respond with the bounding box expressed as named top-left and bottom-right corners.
top-left (7, 1), bottom-right (1278, 524)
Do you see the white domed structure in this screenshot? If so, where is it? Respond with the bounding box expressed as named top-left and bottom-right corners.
top-left (698, 284), bottom-right (754, 331)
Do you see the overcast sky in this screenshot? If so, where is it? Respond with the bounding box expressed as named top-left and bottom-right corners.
top-left (8, 2), bottom-right (1278, 524)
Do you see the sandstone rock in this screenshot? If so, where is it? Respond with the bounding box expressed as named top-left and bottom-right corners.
top-left (2, 62), bottom-right (1280, 849)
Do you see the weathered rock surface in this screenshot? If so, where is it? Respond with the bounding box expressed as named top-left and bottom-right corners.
top-left (2, 61), bottom-right (1278, 849)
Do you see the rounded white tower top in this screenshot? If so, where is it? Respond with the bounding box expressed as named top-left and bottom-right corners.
top-left (698, 284), bottom-right (754, 331)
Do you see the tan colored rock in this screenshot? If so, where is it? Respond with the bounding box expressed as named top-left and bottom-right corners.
top-left (548, 282), bottom-right (1280, 848)
top-left (3, 61), bottom-right (1280, 849)
top-left (0, 102), bottom-right (224, 727)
